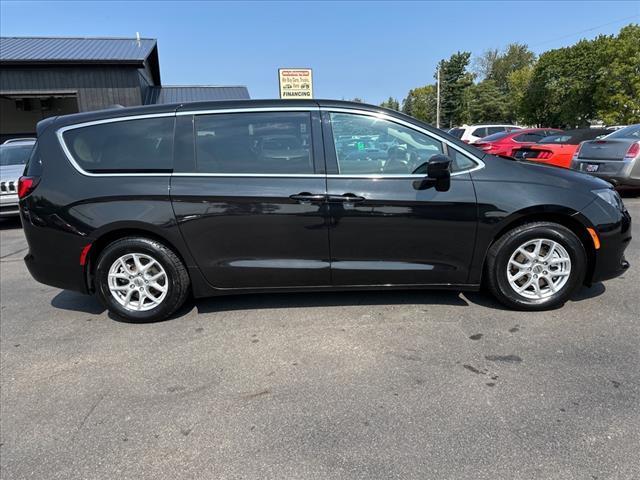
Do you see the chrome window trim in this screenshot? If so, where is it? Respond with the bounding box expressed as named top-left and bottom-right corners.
top-left (56, 112), bottom-right (176, 178)
top-left (56, 106), bottom-right (484, 178)
top-left (322, 107), bottom-right (485, 177)
top-left (172, 173), bottom-right (325, 178)
top-left (177, 106), bottom-right (320, 116)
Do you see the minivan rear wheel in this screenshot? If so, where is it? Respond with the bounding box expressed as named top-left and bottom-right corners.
top-left (486, 222), bottom-right (587, 310)
top-left (95, 237), bottom-right (190, 322)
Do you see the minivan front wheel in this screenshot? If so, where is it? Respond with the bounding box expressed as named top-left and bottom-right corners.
top-left (486, 222), bottom-right (587, 310)
top-left (95, 237), bottom-right (190, 322)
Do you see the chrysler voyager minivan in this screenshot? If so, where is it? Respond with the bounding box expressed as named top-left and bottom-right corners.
top-left (19, 100), bottom-right (631, 322)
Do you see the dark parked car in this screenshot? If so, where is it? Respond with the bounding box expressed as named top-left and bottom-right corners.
top-left (19, 100), bottom-right (631, 322)
top-left (570, 124), bottom-right (640, 188)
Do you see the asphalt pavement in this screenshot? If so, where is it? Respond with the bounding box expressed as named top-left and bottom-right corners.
top-left (1, 199), bottom-right (639, 480)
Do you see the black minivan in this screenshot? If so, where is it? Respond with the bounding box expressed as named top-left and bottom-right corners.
top-left (19, 100), bottom-right (631, 322)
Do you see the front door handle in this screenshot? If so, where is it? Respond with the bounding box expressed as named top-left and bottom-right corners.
top-left (327, 193), bottom-right (366, 203)
top-left (289, 192), bottom-right (326, 203)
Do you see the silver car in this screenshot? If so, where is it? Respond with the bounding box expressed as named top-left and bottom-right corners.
top-left (570, 124), bottom-right (640, 188)
top-left (1, 139), bottom-right (35, 216)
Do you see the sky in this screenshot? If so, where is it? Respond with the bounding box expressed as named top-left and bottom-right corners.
top-left (1, 1), bottom-right (639, 104)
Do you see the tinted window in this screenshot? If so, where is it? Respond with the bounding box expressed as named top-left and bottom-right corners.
top-left (449, 128), bottom-right (464, 139)
top-left (538, 134), bottom-right (571, 144)
top-left (606, 124), bottom-right (640, 139)
top-left (471, 127), bottom-right (487, 138)
top-left (486, 126), bottom-right (506, 135)
top-left (63, 117), bottom-right (174, 173)
top-left (195, 112), bottom-right (313, 174)
top-left (481, 131), bottom-right (510, 142)
top-left (513, 133), bottom-right (544, 143)
top-left (330, 113), bottom-right (443, 175)
top-left (0, 144), bottom-right (33, 166)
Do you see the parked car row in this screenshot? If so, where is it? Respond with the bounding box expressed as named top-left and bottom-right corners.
top-left (447, 124), bottom-right (522, 144)
top-left (450, 123), bottom-right (640, 188)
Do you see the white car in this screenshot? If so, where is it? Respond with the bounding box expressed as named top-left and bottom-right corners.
top-left (448, 124), bottom-right (522, 144)
top-left (1, 139), bottom-right (35, 217)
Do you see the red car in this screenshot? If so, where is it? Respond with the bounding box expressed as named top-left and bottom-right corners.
top-left (512, 129), bottom-right (610, 168)
top-left (471, 128), bottom-right (563, 156)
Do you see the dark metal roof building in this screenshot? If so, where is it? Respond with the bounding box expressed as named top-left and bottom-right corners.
top-left (0, 36), bottom-right (250, 140)
top-left (145, 86), bottom-right (251, 104)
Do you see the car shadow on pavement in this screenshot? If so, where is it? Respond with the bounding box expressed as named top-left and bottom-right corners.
top-left (51, 290), bottom-right (106, 315)
top-left (49, 283), bottom-right (607, 320)
top-left (0, 217), bottom-right (22, 230)
top-left (570, 282), bottom-right (606, 301)
top-left (194, 289), bottom-right (471, 315)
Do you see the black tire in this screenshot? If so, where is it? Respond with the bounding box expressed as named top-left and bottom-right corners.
top-left (486, 222), bottom-right (587, 311)
top-left (94, 237), bottom-right (190, 322)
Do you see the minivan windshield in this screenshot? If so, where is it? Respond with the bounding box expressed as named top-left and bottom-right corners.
top-left (0, 144), bottom-right (34, 166)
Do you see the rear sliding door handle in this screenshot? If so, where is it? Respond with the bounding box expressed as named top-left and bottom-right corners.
top-left (327, 193), bottom-right (366, 203)
top-left (289, 192), bottom-right (326, 203)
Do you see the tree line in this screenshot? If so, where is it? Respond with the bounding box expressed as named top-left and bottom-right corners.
top-left (378, 24), bottom-right (639, 128)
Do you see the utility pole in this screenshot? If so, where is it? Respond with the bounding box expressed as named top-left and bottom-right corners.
top-left (436, 65), bottom-right (441, 129)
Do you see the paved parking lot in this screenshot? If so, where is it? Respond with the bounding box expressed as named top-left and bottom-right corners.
top-left (1, 199), bottom-right (639, 480)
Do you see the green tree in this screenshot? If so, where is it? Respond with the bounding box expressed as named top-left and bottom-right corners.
top-left (594, 24), bottom-right (640, 124)
top-left (472, 48), bottom-right (499, 80)
top-left (404, 85), bottom-right (437, 123)
top-left (487, 43), bottom-right (536, 93)
top-left (465, 80), bottom-right (508, 123)
top-left (402, 92), bottom-right (415, 116)
top-left (437, 51), bottom-right (474, 128)
top-left (380, 96), bottom-right (400, 111)
top-left (506, 65), bottom-right (533, 124)
top-left (522, 35), bottom-right (611, 127)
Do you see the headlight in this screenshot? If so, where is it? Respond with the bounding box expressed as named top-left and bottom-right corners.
top-left (592, 188), bottom-right (623, 210)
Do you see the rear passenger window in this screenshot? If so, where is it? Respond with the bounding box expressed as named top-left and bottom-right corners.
top-left (486, 127), bottom-right (505, 135)
top-left (472, 127), bottom-right (487, 138)
top-left (63, 117), bottom-right (174, 173)
top-left (514, 133), bottom-right (544, 143)
top-left (195, 112), bottom-right (313, 174)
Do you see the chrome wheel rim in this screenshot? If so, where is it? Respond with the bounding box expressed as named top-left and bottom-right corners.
top-left (507, 238), bottom-right (571, 300)
top-left (107, 253), bottom-right (168, 312)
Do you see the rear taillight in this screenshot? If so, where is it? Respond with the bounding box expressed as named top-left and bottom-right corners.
top-left (572, 142), bottom-right (584, 161)
top-left (624, 142), bottom-right (640, 159)
top-left (536, 150), bottom-right (552, 159)
top-left (17, 176), bottom-right (40, 199)
top-left (474, 143), bottom-right (492, 151)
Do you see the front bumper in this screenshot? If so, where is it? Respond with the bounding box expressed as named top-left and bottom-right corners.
top-left (0, 194), bottom-right (20, 216)
top-left (571, 157), bottom-right (640, 187)
top-left (580, 199), bottom-right (632, 284)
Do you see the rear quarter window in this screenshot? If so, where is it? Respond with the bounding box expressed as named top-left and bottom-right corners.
top-left (471, 127), bottom-right (487, 138)
top-left (449, 128), bottom-right (464, 139)
top-left (486, 126), bottom-right (506, 135)
top-left (24, 143), bottom-right (43, 176)
top-left (62, 117), bottom-right (175, 173)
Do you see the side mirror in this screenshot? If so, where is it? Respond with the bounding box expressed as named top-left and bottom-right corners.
top-left (413, 154), bottom-right (451, 191)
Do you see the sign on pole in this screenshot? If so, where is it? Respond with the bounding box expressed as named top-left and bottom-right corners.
top-left (278, 68), bottom-right (313, 99)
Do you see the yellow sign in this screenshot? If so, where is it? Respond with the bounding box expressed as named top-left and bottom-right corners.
top-left (278, 68), bottom-right (313, 99)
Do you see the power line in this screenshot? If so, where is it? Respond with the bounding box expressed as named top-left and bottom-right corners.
top-left (530, 14), bottom-right (639, 48)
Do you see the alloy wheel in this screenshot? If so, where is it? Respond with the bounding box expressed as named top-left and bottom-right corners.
top-left (506, 238), bottom-right (572, 300)
top-left (107, 253), bottom-right (168, 311)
